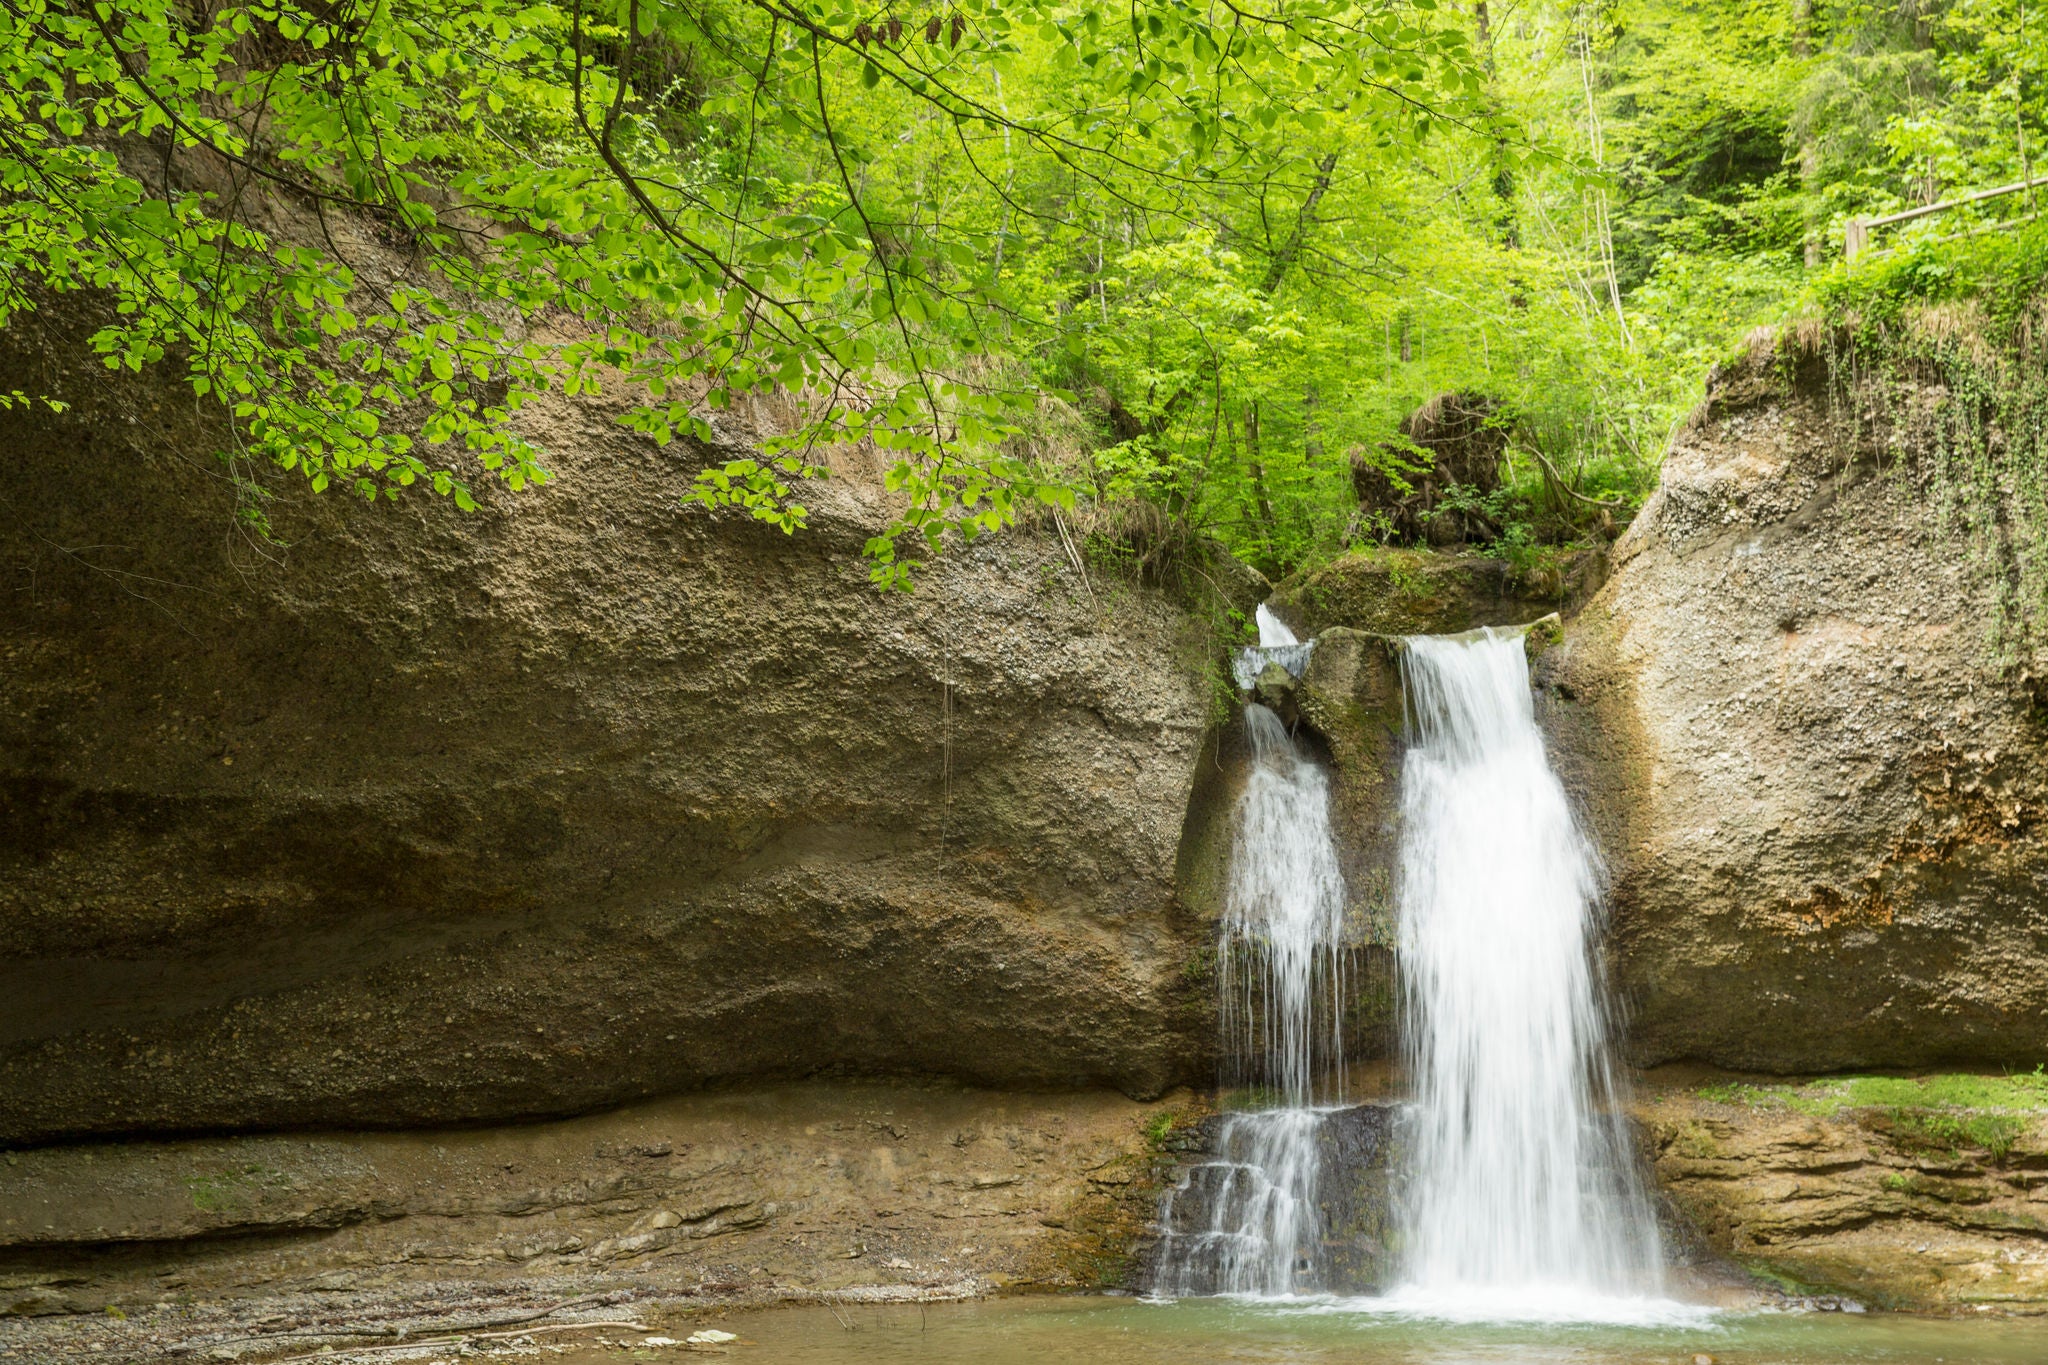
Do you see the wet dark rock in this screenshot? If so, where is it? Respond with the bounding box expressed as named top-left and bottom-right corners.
top-left (1253, 661), bottom-right (1299, 719)
top-left (1316, 1103), bottom-right (1400, 1292)
top-left (1143, 1103), bottom-right (1398, 1296)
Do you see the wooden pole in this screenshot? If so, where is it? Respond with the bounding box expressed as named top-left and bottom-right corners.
top-left (1844, 174), bottom-right (2048, 259)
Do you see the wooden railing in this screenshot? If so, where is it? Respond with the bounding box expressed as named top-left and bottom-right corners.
top-left (1844, 175), bottom-right (2048, 260)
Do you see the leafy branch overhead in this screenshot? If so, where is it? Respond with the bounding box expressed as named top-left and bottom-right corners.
top-left (0, 0), bottom-right (1488, 585)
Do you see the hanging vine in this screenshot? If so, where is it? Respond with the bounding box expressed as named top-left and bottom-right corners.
top-left (1805, 223), bottom-right (2048, 673)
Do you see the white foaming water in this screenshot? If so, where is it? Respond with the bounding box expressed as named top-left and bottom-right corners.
top-left (1232, 606), bottom-right (1315, 688)
top-left (1151, 700), bottom-right (1347, 1297)
top-left (1149, 1108), bottom-right (1328, 1298)
top-left (1391, 628), bottom-right (1668, 1311)
top-left (1255, 603), bottom-right (1299, 646)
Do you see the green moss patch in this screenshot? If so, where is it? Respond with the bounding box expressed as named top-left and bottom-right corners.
top-left (1699, 1069), bottom-right (2048, 1114)
top-left (1877, 1110), bottom-right (2029, 1165)
top-left (1697, 1070), bottom-right (2048, 1165)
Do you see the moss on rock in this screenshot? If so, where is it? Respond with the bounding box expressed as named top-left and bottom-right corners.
top-left (1269, 547), bottom-right (1603, 639)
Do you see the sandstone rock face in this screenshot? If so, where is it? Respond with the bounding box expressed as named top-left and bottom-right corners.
top-left (0, 321), bottom-right (1216, 1144)
top-left (1542, 334), bottom-right (2048, 1073)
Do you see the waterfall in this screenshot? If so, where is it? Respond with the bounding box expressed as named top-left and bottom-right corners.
top-left (1255, 604), bottom-right (1299, 646)
top-left (1233, 605), bottom-right (1316, 688)
top-left (1150, 697), bottom-right (1348, 1297)
top-left (1219, 704), bottom-right (1348, 1110)
top-left (1153, 618), bottom-right (1672, 1315)
top-left (1391, 628), bottom-right (1665, 1309)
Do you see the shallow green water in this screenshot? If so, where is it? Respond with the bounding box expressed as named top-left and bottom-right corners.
top-left (563, 1295), bottom-right (2048, 1364)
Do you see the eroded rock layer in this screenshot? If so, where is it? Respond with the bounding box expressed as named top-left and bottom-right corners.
top-left (0, 1080), bottom-right (1193, 1356)
top-left (1640, 1076), bottom-right (2048, 1311)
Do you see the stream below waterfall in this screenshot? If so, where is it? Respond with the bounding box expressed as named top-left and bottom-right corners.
top-left (549, 1297), bottom-right (2048, 1363)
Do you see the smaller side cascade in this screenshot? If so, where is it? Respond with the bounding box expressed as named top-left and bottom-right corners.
top-left (1150, 608), bottom-right (1350, 1298)
top-left (1232, 604), bottom-right (1317, 689)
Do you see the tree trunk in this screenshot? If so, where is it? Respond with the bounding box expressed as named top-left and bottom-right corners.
top-left (1245, 402), bottom-right (1277, 534)
top-left (1794, 0), bottom-right (1823, 266)
top-left (1261, 153), bottom-right (1341, 295)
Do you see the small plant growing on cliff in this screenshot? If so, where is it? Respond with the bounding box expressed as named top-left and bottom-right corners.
top-left (1879, 1109), bottom-right (2027, 1166)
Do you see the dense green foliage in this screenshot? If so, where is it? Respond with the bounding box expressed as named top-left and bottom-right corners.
top-left (4, 1), bottom-right (2047, 585)
top-left (0, 0), bottom-right (1486, 584)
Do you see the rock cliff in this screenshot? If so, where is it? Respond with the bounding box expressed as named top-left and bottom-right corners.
top-left (0, 315), bottom-right (1218, 1144)
top-left (1541, 329), bottom-right (2048, 1073)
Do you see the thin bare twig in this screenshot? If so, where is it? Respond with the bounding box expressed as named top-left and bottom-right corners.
top-left (1529, 446), bottom-right (1626, 508)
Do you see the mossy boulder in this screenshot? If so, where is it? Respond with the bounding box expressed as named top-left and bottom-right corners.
top-left (1268, 547), bottom-right (1604, 639)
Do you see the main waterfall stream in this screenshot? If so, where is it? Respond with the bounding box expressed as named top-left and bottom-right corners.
top-left (1152, 618), bottom-right (1681, 1323)
top-left (1387, 628), bottom-right (1667, 1317)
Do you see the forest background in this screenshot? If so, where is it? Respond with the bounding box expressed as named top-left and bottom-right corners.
top-left (4, 0), bottom-right (2044, 591)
